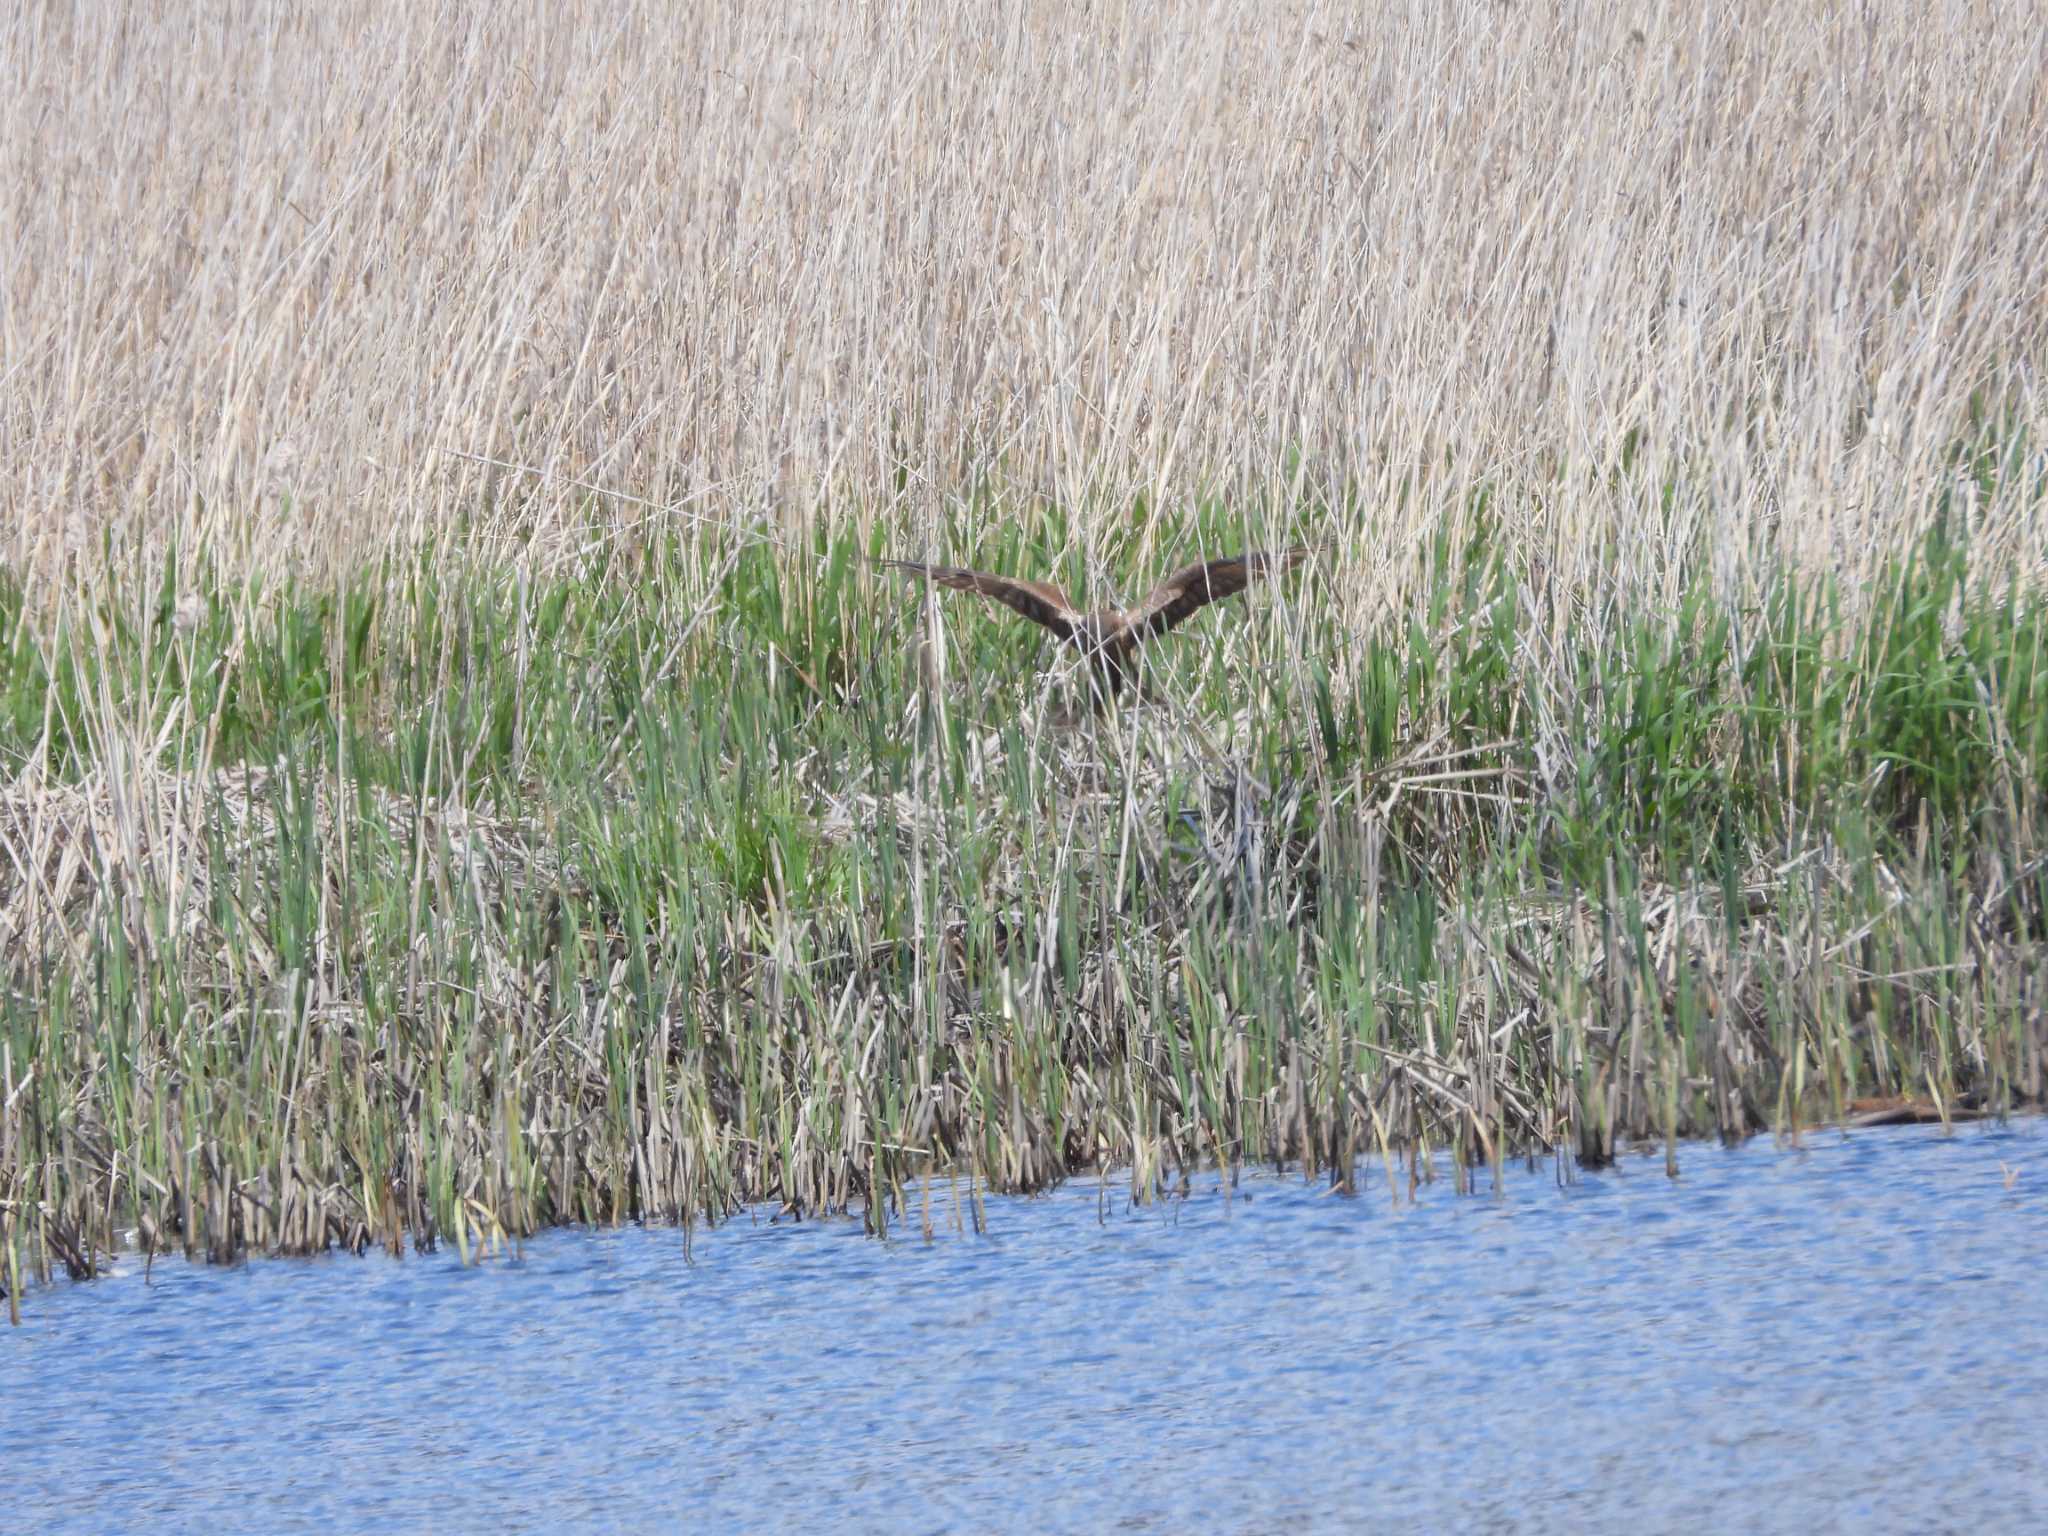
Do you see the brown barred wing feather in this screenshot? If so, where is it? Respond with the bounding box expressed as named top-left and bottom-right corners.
top-left (1125, 547), bottom-right (1307, 643)
top-left (880, 561), bottom-right (1083, 642)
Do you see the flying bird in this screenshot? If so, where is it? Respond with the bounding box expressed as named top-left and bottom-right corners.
top-left (881, 546), bottom-right (1312, 706)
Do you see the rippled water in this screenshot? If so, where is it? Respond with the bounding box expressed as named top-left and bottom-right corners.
top-left (6, 1121), bottom-right (2045, 1534)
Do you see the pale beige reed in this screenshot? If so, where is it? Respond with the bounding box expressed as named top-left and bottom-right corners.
top-left (3, 0), bottom-right (2043, 614)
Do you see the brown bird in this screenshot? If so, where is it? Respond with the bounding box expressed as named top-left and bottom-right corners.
top-left (881, 546), bottom-right (1311, 706)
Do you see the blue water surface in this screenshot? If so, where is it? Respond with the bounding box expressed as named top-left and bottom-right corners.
top-left (5, 1120), bottom-right (2044, 1534)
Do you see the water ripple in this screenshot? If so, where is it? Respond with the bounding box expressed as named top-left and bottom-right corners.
top-left (4, 1122), bottom-right (2044, 1534)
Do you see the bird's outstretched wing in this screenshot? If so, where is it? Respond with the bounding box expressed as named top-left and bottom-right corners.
top-left (1125, 547), bottom-right (1309, 642)
top-left (881, 561), bottom-right (1083, 641)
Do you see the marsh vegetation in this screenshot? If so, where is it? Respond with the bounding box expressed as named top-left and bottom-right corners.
top-left (2, 1), bottom-right (2044, 1304)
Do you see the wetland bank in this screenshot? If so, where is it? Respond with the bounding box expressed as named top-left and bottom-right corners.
top-left (7, 1125), bottom-right (2044, 1531)
top-left (3, 1), bottom-right (2047, 1309)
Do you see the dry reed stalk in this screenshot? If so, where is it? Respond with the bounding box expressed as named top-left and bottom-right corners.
top-left (2, 2), bottom-right (2042, 607)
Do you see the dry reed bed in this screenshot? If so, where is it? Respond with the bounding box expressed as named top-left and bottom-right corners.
top-left (3, 2), bottom-right (2047, 1303)
top-left (5, 1), bottom-right (2044, 595)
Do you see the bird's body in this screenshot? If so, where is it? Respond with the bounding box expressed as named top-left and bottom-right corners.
top-left (882, 547), bottom-right (1309, 706)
